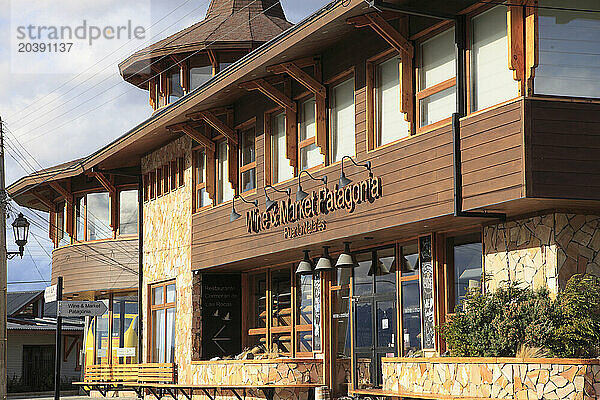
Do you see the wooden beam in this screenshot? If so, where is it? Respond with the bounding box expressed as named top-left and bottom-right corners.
top-left (398, 16), bottom-right (414, 134)
top-left (194, 110), bottom-right (238, 145)
top-left (239, 79), bottom-right (297, 112)
top-left (276, 62), bottom-right (326, 98)
top-left (168, 122), bottom-right (216, 152)
top-left (50, 182), bottom-right (72, 200)
top-left (89, 171), bottom-right (116, 195)
top-left (365, 13), bottom-right (414, 58)
top-left (228, 141), bottom-right (238, 192)
top-left (346, 11), bottom-right (404, 28)
top-left (524, 0), bottom-right (538, 96)
top-left (149, 78), bottom-right (157, 109)
top-left (31, 191), bottom-right (53, 210)
top-left (207, 49), bottom-right (218, 75)
top-left (508, 2), bottom-right (525, 95)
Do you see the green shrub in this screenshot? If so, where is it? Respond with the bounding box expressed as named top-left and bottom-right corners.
top-left (438, 274), bottom-right (600, 358)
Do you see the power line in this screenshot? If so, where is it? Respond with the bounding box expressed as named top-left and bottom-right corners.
top-left (9, 0), bottom-right (245, 136)
top-left (13, 0), bottom-right (276, 144)
top-left (7, 280), bottom-right (49, 285)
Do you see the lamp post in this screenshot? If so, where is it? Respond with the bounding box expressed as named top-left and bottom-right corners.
top-left (7, 213), bottom-right (30, 259)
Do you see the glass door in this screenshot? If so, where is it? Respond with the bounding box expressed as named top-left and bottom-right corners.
top-left (352, 247), bottom-right (397, 389)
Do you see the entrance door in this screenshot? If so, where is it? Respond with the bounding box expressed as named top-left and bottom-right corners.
top-left (352, 247), bottom-right (397, 389)
top-left (22, 345), bottom-right (55, 391)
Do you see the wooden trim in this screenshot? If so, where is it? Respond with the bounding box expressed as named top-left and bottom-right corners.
top-left (524, 0), bottom-right (538, 96)
top-left (410, 19), bottom-right (454, 42)
top-left (276, 62), bottom-right (326, 98)
top-left (240, 79), bottom-right (297, 112)
top-left (168, 122), bottom-right (215, 152)
top-left (416, 77), bottom-right (456, 101)
top-left (239, 162), bottom-right (256, 174)
top-left (194, 110), bottom-right (238, 145)
top-left (507, 2), bottom-right (525, 95)
top-left (205, 131), bottom-right (216, 203)
top-left (365, 13), bottom-right (414, 58)
top-left (324, 67), bottom-right (355, 86)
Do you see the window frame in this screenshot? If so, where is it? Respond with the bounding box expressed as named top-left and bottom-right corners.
top-left (117, 187), bottom-right (139, 237)
top-left (162, 164), bottom-right (170, 194)
top-left (192, 147), bottom-right (212, 213)
top-left (149, 280), bottom-right (176, 363)
top-left (297, 94), bottom-right (325, 173)
top-left (237, 118), bottom-right (257, 194)
top-left (215, 140), bottom-right (234, 205)
top-left (415, 25), bottom-right (457, 134)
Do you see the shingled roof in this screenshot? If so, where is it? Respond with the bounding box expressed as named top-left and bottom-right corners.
top-left (119, 0), bottom-right (293, 77)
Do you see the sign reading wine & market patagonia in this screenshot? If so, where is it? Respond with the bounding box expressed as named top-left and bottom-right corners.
top-left (246, 175), bottom-right (382, 236)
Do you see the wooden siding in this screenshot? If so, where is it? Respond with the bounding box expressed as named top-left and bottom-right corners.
top-left (527, 99), bottom-right (600, 200)
top-left (51, 238), bottom-right (138, 294)
top-left (460, 100), bottom-right (525, 211)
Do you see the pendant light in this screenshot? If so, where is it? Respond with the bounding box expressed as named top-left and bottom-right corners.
top-left (335, 241), bottom-right (357, 269)
top-left (315, 246), bottom-right (333, 272)
top-left (296, 250), bottom-right (314, 275)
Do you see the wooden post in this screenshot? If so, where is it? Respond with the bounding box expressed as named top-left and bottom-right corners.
top-left (0, 117), bottom-right (7, 400)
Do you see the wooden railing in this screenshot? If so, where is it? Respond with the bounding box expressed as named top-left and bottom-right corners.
top-left (83, 363), bottom-right (176, 384)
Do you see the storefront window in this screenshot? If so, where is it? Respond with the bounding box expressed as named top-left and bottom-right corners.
top-left (332, 286), bottom-right (351, 397)
top-left (216, 141), bottom-right (234, 204)
top-left (271, 268), bottom-right (292, 355)
top-left (151, 282), bottom-right (176, 363)
top-left (297, 273), bottom-right (321, 354)
top-left (399, 243), bottom-right (421, 356)
top-left (95, 299), bottom-right (110, 364)
top-left (119, 190), bottom-right (138, 235)
top-left (536, 0), bottom-right (600, 98)
top-left (247, 272), bottom-right (267, 348)
top-left (271, 112), bottom-right (294, 184)
top-left (299, 97), bottom-right (324, 170)
top-left (447, 232), bottom-right (483, 313)
top-left (240, 127), bottom-right (256, 193)
top-left (471, 6), bottom-right (518, 111)
top-left (111, 295), bottom-right (139, 363)
top-left (87, 192), bottom-right (111, 240)
top-left (330, 77), bottom-right (355, 163)
top-left (418, 28), bottom-right (456, 128)
top-left (375, 56), bottom-right (409, 146)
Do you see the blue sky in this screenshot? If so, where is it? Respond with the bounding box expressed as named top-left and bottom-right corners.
top-left (0, 0), bottom-right (331, 292)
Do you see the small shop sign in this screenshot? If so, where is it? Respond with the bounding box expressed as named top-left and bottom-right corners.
top-left (116, 347), bottom-right (136, 357)
top-left (57, 300), bottom-right (108, 317)
top-left (246, 175), bottom-right (383, 235)
top-left (44, 284), bottom-right (57, 303)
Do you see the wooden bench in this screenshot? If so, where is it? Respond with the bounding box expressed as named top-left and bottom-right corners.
top-left (73, 363), bottom-right (176, 397)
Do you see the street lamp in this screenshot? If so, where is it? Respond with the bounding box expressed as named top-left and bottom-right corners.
top-left (8, 212), bottom-right (30, 259)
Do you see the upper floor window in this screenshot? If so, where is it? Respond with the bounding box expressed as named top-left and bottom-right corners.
top-left (193, 148), bottom-right (212, 210)
top-left (471, 5), bottom-right (518, 111)
top-left (190, 65), bottom-right (212, 91)
top-left (375, 56), bottom-right (410, 146)
top-left (56, 201), bottom-right (69, 247)
top-left (119, 190), bottom-right (138, 235)
top-left (299, 97), bottom-right (324, 170)
top-left (418, 28), bottom-right (456, 130)
top-left (169, 71), bottom-right (184, 104)
top-left (86, 192), bottom-right (112, 241)
top-left (330, 77), bottom-right (355, 163)
top-left (536, 0), bottom-right (600, 98)
top-left (270, 112), bottom-right (294, 184)
top-left (240, 127), bottom-right (256, 193)
top-left (216, 141), bottom-right (234, 204)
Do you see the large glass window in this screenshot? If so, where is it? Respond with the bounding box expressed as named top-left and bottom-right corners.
top-left (330, 78), bottom-right (355, 163)
top-left (216, 141), bottom-right (234, 204)
top-left (240, 127), bottom-right (256, 193)
top-left (471, 6), bottom-right (518, 111)
top-left (169, 71), bottom-right (184, 103)
top-left (151, 282), bottom-right (176, 363)
top-left (190, 65), bottom-right (213, 91)
top-left (56, 201), bottom-right (69, 247)
top-left (76, 197), bottom-right (85, 241)
top-left (193, 149), bottom-right (212, 211)
top-left (447, 233), bottom-right (482, 313)
top-left (418, 28), bottom-right (456, 128)
top-left (119, 190), bottom-right (138, 235)
top-left (375, 56), bottom-right (409, 146)
top-left (87, 192), bottom-right (111, 240)
top-left (536, 0), bottom-right (600, 98)
top-left (247, 272), bottom-right (267, 348)
top-left (299, 97), bottom-right (324, 170)
top-left (95, 300), bottom-right (110, 364)
top-left (271, 112), bottom-right (294, 184)
top-left (271, 268), bottom-right (292, 356)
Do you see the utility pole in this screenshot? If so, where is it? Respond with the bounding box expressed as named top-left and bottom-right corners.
top-left (54, 276), bottom-right (63, 400)
top-left (0, 116), bottom-right (8, 400)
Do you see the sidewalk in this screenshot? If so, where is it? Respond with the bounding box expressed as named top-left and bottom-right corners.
top-left (8, 392), bottom-right (99, 400)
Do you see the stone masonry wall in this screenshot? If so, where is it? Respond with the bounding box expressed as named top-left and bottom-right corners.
top-left (141, 136), bottom-right (193, 383)
top-left (382, 358), bottom-right (600, 399)
top-left (483, 213), bottom-right (600, 294)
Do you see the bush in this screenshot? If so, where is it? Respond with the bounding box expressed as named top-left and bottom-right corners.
top-left (438, 274), bottom-right (600, 358)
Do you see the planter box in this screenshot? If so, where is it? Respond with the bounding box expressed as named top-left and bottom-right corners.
top-left (382, 357), bottom-right (600, 400)
top-left (191, 359), bottom-right (323, 386)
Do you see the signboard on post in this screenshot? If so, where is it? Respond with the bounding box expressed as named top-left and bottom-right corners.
top-left (44, 285), bottom-right (57, 303)
top-left (57, 301), bottom-right (108, 317)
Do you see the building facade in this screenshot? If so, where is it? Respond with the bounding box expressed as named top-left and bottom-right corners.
top-left (8, 0), bottom-right (600, 399)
